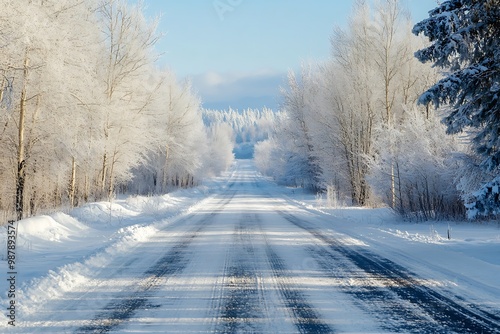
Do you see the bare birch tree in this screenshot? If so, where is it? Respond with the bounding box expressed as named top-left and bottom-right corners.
top-left (0, 0), bottom-right (105, 219)
top-left (96, 0), bottom-right (161, 199)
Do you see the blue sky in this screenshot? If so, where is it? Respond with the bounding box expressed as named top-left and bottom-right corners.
top-left (141, 0), bottom-right (439, 110)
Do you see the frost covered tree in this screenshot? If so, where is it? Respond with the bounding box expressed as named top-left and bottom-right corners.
top-left (328, 3), bottom-right (378, 205)
top-left (256, 0), bottom-right (465, 216)
top-left (279, 68), bottom-right (323, 192)
top-left (203, 107), bottom-right (279, 159)
top-left (204, 123), bottom-right (235, 176)
top-left (95, 0), bottom-right (162, 199)
top-left (127, 72), bottom-right (232, 195)
top-left (0, 0), bottom-right (104, 218)
top-left (368, 108), bottom-right (465, 219)
top-left (413, 0), bottom-right (500, 218)
top-left (156, 78), bottom-right (206, 189)
top-left (0, 0), bottom-right (231, 220)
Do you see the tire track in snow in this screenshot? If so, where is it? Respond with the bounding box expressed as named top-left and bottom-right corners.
top-left (264, 244), bottom-right (334, 334)
top-left (75, 191), bottom-right (236, 333)
top-left (213, 210), bottom-right (334, 333)
top-left (278, 210), bottom-right (500, 334)
top-left (258, 213), bottom-right (335, 334)
top-left (214, 214), bottom-right (266, 333)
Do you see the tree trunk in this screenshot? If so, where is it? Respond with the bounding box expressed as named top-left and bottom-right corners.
top-left (100, 153), bottom-right (107, 197)
top-left (359, 178), bottom-right (368, 206)
top-left (15, 52), bottom-right (29, 221)
top-left (107, 152), bottom-right (117, 199)
top-left (0, 75), bottom-right (5, 104)
top-left (69, 156), bottom-right (76, 208)
top-left (395, 160), bottom-right (404, 214)
top-left (162, 145), bottom-right (170, 192)
top-left (83, 173), bottom-right (89, 202)
top-left (391, 161), bottom-right (396, 208)
top-left (15, 161), bottom-right (26, 221)
top-left (29, 189), bottom-right (36, 216)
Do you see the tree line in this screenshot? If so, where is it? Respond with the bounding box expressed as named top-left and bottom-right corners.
top-left (203, 108), bottom-right (281, 159)
top-left (0, 0), bottom-right (233, 221)
top-left (256, 0), bottom-right (498, 220)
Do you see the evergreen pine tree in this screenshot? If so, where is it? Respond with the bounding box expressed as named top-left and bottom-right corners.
top-left (413, 0), bottom-right (500, 218)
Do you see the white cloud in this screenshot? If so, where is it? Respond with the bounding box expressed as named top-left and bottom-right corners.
top-left (203, 71), bottom-right (225, 86)
top-left (190, 70), bottom-right (285, 110)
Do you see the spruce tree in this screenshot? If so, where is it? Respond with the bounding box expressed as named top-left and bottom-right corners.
top-left (413, 0), bottom-right (500, 218)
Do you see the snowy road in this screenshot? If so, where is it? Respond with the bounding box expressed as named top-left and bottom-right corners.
top-left (9, 161), bottom-right (500, 333)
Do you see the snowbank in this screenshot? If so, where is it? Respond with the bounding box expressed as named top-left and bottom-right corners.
top-left (0, 180), bottom-right (222, 326)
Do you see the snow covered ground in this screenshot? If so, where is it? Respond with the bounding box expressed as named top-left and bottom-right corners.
top-left (1, 160), bottom-right (499, 333)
